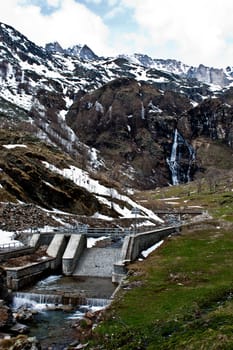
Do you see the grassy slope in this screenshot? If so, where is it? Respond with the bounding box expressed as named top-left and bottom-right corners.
top-left (86, 178), bottom-right (233, 349)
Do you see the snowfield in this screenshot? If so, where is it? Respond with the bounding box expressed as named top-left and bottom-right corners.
top-left (0, 229), bottom-right (23, 246)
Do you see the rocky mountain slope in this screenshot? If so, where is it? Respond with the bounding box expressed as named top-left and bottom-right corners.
top-left (0, 21), bottom-right (233, 220)
top-left (0, 128), bottom-right (165, 230)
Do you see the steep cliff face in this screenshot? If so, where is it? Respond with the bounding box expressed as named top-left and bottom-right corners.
top-left (187, 64), bottom-right (229, 87)
top-left (178, 91), bottom-right (233, 148)
top-left (66, 78), bottom-right (194, 188)
top-left (66, 77), bottom-right (233, 188)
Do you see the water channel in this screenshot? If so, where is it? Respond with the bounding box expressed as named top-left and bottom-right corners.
top-left (12, 274), bottom-right (117, 349)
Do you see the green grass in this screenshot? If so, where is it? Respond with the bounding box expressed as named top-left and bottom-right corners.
top-left (82, 175), bottom-right (233, 349)
top-left (84, 165), bottom-right (233, 348)
top-left (134, 177), bottom-right (233, 222)
top-left (85, 222), bottom-right (233, 349)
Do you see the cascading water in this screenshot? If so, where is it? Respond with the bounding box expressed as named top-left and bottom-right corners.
top-left (12, 292), bottom-right (63, 310)
top-left (85, 297), bottom-right (110, 307)
top-left (167, 129), bottom-right (195, 185)
top-left (11, 275), bottom-right (116, 348)
top-left (141, 101), bottom-right (145, 119)
top-left (12, 292), bottom-right (110, 323)
top-left (67, 298), bottom-right (111, 320)
top-left (185, 140), bottom-right (196, 183)
top-left (12, 292), bottom-right (110, 312)
top-left (12, 291), bottom-right (111, 348)
top-left (167, 129), bottom-right (179, 185)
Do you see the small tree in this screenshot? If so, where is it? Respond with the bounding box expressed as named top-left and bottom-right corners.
top-left (205, 168), bottom-right (222, 192)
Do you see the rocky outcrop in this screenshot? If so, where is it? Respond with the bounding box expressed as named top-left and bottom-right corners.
top-left (178, 93), bottom-right (233, 148)
top-left (66, 76), bottom-right (233, 188)
top-left (66, 78), bottom-right (195, 188)
top-left (45, 41), bottom-right (98, 60)
top-left (187, 64), bottom-right (229, 87)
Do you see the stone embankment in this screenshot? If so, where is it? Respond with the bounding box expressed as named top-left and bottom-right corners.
top-left (0, 202), bottom-right (58, 231)
top-left (0, 202), bottom-right (141, 232)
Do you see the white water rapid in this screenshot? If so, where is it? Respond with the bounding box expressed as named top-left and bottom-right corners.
top-left (12, 292), bottom-right (63, 310)
top-left (12, 292), bottom-right (110, 314)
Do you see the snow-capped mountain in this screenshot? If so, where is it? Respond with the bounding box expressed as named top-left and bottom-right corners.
top-left (125, 54), bottom-right (233, 88)
top-left (1, 20), bottom-right (232, 120)
top-left (0, 21), bottom-right (233, 194)
top-left (45, 41), bottom-right (98, 61)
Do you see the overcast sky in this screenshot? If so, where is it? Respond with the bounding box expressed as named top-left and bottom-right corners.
top-left (1, 0), bottom-right (233, 68)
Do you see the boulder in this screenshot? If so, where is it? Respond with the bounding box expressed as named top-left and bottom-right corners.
top-left (0, 303), bottom-right (13, 328)
top-left (0, 335), bottom-right (41, 350)
top-left (10, 322), bottom-right (29, 334)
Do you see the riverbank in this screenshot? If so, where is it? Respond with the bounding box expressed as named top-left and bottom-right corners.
top-left (81, 182), bottom-right (233, 349)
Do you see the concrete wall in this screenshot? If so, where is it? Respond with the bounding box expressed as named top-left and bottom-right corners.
top-left (62, 234), bottom-right (86, 275)
top-left (28, 234), bottom-right (41, 248)
top-left (28, 233), bottom-right (54, 247)
top-left (0, 233), bottom-right (56, 263)
top-left (129, 226), bottom-right (179, 262)
top-left (6, 258), bottom-right (54, 290)
top-left (112, 226), bottom-right (180, 283)
top-left (46, 234), bottom-right (68, 270)
top-left (0, 247), bottom-right (35, 263)
top-left (112, 261), bottom-right (127, 284)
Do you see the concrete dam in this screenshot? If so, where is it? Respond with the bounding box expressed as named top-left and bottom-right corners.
top-left (1, 226), bottom-right (180, 290)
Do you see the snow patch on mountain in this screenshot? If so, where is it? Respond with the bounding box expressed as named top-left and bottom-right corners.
top-left (1, 20), bottom-right (233, 122)
top-left (41, 161), bottom-right (163, 223)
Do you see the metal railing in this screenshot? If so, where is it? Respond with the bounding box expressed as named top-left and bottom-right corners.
top-left (50, 225), bottom-right (132, 237)
top-left (34, 225), bottom-right (166, 237)
top-left (86, 227), bottom-right (130, 237)
top-left (0, 242), bottom-right (24, 251)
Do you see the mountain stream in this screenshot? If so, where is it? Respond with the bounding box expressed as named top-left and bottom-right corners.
top-left (12, 275), bottom-right (116, 349)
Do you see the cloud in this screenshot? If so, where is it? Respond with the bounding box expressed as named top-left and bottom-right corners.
top-left (0, 0), bottom-right (110, 55)
top-left (46, 0), bottom-right (61, 6)
top-left (104, 5), bottom-right (124, 20)
top-left (107, 0), bottom-right (118, 6)
top-left (1, 0), bottom-right (233, 67)
top-left (84, 0), bottom-right (102, 4)
top-left (120, 0), bottom-right (233, 67)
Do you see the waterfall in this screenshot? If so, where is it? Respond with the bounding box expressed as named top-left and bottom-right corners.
top-left (85, 298), bottom-right (110, 307)
top-left (167, 129), bottom-right (180, 185)
top-left (186, 140), bottom-right (196, 182)
top-left (35, 274), bottom-right (62, 287)
top-left (108, 105), bottom-right (112, 119)
top-left (12, 292), bottom-right (62, 310)
top-left (141, 102), bottom-right (145, 119)
top-left (67, 298), bottom-right (111, 320)
top-left (13, 293), bottom-right (110, 312)
top-left (167, 129), bottom-right (195, 185)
